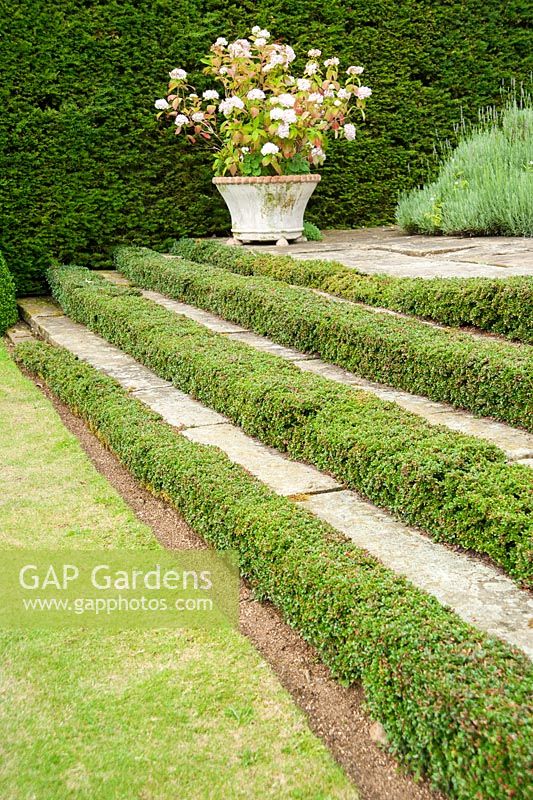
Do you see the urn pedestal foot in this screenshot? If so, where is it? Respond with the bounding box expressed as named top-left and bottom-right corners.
top-left (213, 174), bottom-right (321, 246)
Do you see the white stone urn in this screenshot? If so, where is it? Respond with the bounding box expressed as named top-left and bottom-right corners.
top-left (212, 174), bottom-right (321, 245)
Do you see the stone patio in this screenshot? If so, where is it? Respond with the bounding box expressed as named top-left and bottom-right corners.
top-left (245, 227), bottom-right (533, 278)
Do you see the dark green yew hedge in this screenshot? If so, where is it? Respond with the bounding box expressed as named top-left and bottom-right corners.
top-left (173, 238), bottom-right (533, 344)
top-left (117, 246), bottom-right (533, 431)
top-left (14, 338), bottom-right (533, 800)
top-left (0, 252), bottom-right (18, 335)
top-left (2, 0), bottom-right (532, 293)
top-left (47, 265), bottom-right (533, 584)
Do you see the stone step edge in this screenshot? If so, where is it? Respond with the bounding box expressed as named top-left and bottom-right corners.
top-left (99, 270), bottom-right (533, 466)
top-left (263, 241), bottom-right (533, 278)
top-left (309, 287), bottom-right (526, 348)
top-left (169, 249), bottom-right (524, 347)
top-left (5, 321), bottom-right (35, 346)
top-left (16, 299), bottom-right (533, 660)
top-left (16, 305), bottom-right (342, 500)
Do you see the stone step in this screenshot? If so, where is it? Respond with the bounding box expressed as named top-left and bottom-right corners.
top-left (98, 271), bottom-right (533, 465)
top-left (296, 248), bottom-right (533, 279)
top-left (17, 296), bottom-right (533, 659)
top-left (245, 228), bottom-right (533, 278)
top-left (18, 300), bottom-right (340, 499)
top-left (4, 321), bottom-right (34, 346)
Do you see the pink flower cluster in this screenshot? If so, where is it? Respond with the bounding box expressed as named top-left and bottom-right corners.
top-left (155, 29), bottom-right (371, 176)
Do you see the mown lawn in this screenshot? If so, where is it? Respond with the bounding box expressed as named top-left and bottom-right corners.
top-left (0, 342), bottom-right (356, 800)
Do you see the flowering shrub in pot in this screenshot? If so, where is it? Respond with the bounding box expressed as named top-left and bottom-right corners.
top-left (156, 28), bottom-right (371, 244)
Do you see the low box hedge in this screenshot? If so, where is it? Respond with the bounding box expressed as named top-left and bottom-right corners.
top-left (118, 246), bottom-right (533, 432)
top-left (47, 265), bottom-right (533, 584)
top-left (172, 238), bottom-right (533, 345)
top-left (0, 252), bottom-right (18, 335)
top-left (14, 338), bottom-right (533, 800)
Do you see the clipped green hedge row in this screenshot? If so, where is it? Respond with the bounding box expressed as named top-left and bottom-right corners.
top-left (14, 338), bottom-right (533, 800)
top-left (47, 265), bottom-right (533, 583)
top-left (4, 0), bottom-right (532, 293)
top-left (119, 246), bottom-right (533, 430)
top-left (0, 252), bottom-right (18, 335)
top-left (172, 238), bottom-right (533, 344)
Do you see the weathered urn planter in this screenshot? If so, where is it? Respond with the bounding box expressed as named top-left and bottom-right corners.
top-left (213, 174), bottom-right (321, 245)
top-left (157, 31), bottom-right (371, 246)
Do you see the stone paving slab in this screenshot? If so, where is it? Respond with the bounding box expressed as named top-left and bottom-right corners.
top-left (5, 322), bottom-right (34, 346)
top-left (97, 270), bottom-right (132, 285)
top-left (449, 251), bottom-right (533, 269)
top-left (223, 330), bottom-right (316, 361)
top-left (17, 297), bottom-right (66, 318)
top-left (244, 227), bottom-right (533, 278)
top-left (132, 386), bottom-right (227, 429)
top-left (97, 361), bottom-right (171, 392)
top-left (142, 290), bottom-right (247, 334)
top-left (105, 280), bottom-right (532, 462)
top-left (299, 491), bottom-right (533, 658)
top-left (370, 239), bottom-right (478, 256)
top-left (20, 310), bottom-right (172, 393)
top-left (368, 236), bottom-right (533, 261)
top-left (293, 359), bottom-right (533, 461)
top-left (183, 423), bottom-right (340, 496)
top-left (18, 296), bottom-right (533, 659)
top-left (292, 250), bottom-right (533, 279)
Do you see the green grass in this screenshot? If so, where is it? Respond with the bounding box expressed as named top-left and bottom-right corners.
top-left (172, 237), bottom-right (533, 344)
top-left (396, 100), bottom-right (533, 236)
top-left (0, 345), bottom-right (154, 550)
top-left (14, 338), bottom-right (533, 800)
top-left (0, 342), bottom-right (356, 800)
